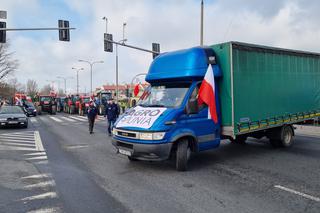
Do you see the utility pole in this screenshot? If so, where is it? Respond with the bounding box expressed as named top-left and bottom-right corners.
top-left (200, 0), bottom-right (204, 46)
top-left (72, 67), bottom-right (84, 95)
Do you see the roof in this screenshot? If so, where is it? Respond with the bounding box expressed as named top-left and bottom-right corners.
top-left (146, 47), bottom-right (209, 82)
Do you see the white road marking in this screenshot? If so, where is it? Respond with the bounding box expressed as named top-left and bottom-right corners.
top-left (76, 115), bottom-right (88, 120)
top-left (1, 132), bottom-right (34, 136)
top-left (274, 185), bottom-right (320, 202)
top-left (27, 207), bottom-right (61, 213)
top-left (25, 155), bottom-right (48, 161)
top-left (60, 116), bottom-right (76, 122)
top-left (69, 116), bottom-right (86, 121)
top-left (21, 191), bottom-right (58, 201)
top-left (0, 138), bottom-right (35, 143)
top-left (30, 117), bottom-right (38, 123)
top-left (49, 116), bottom-right (62, 123)
top-left (24, 180), bottom-right (55, 190)
top-left (0, 142), bottom-right (35, 147)
top-left (24, 152), bottom-right (47, 156)
top-left (34, 131), bottom-right (45, 151)
top-left (21, 173), bottom-right (50, 179)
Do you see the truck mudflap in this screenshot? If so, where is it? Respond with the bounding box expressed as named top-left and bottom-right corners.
top-left (112, 139), bottom-right (172, 161)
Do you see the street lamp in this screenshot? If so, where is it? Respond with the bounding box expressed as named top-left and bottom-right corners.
top-left (57, 76), bottom-right (73, 95)
top-left (72, 67), bottom-right (84, 95)
top-left (78, 60), bottom-right (104, 96)
top-left (113, 22), bottom-right (128, 102)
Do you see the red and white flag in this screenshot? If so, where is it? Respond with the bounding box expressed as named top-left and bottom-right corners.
top-left (198, 65), bottom-right (218, 123)
top-left (134, 84), bottom-right (140, 97)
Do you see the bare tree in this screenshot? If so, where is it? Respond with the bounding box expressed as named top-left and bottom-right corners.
top-left (0, 43), bottom-right (19, 81)
top-left (9, 78), bottom-right (25, 94)
top-left (40, 84), bottom-right (52, 95)
top-left (26, 79), bottom-right (38, 97)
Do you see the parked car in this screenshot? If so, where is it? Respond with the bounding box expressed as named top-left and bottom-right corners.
top-left (0, 106), bottom-right (28, 128)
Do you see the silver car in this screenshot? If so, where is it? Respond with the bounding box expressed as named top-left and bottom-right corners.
top-left (0, 106), bottom-right (28, 128)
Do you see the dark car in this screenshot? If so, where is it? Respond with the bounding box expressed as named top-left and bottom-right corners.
top-left (0, 106), bottom-right (28, 128)
top-left (23, 101), bottom-right (37, 117)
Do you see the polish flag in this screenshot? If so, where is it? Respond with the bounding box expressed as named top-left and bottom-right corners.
top-left (134, 84), bottom-right (140, 97)
top-left (198, 65), bottom-right (218, 123)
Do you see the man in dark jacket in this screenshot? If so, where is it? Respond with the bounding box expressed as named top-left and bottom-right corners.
top-left (87, 101), bottom-right (98, 134)
top-left (104, 99), bottom-right (120, 136)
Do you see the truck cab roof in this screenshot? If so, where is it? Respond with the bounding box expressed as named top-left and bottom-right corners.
top-left (146, 47), bottom-right (210, 83)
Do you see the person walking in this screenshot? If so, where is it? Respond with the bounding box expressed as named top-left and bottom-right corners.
top-left (105, 99), bottom-right (120, 136)
top-left (87, 101), bottom-right (98, 134)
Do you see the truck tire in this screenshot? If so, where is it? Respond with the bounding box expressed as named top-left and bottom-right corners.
top-left (269, 125), bottom-right (294, 148)
top-left (176, 139), bottom-right (190, 171)
top-left (52, 106), bottom-right (56, 115)
top-left (128, 156), bottom-right (139, 161)
top-left (38, 106), bottom-right (42, 115)
top-left (279, 125), bottom-right (294, 147)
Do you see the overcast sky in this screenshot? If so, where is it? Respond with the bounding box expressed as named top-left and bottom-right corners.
top-left (2, 0), bottom-right (320, 93)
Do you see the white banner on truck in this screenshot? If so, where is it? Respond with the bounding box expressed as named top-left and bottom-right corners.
top-left (116, 106), bottom-right (167, 129)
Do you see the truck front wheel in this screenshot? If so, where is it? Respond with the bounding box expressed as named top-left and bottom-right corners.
top-left (176, 139), bottom-right (191, 171)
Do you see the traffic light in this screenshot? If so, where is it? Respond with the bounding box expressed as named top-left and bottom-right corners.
top-left (0, 22), bottom-right (6, 43)
top-left (104, 33), bottom-right (113, 52)
top-left (58, 20), bottom-right (70, 41)
top-left (152, 43), bottom-right (160, 59)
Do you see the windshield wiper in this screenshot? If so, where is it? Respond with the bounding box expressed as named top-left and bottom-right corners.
top-left (138, 104), bottom-right (166, 107)
top-left (146, 104), bottom-right (166, 107)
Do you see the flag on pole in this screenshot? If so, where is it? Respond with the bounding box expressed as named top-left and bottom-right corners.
top-left (134, 84), bottom-right (140, 97)
top-left (198, 65), bottom-right (218, 123)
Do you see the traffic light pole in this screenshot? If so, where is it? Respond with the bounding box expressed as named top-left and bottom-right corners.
top-left (105, 39), bottom-right (160, 55)
top-left (0, 27), bottom-right (75, 31)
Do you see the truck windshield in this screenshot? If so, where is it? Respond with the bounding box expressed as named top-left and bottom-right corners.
top-left (40, 97), bottom-right (51, 102)
top-left (138, 84), bottom-right (189, 108)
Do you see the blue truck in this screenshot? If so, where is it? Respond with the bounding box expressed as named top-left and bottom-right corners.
top-left (112, 42), bottom-right (320, 171)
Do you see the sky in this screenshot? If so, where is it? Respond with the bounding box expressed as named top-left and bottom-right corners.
top-left (1, 0), bottom-right (320, 94)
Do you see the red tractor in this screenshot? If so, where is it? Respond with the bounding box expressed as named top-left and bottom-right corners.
top-left (78, 96), bottom-right (91, 116)
top-left (36, 95), bottom-right (57, 115)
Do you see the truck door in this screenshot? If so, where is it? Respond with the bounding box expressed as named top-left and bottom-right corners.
top-left (186, 83), bottom-right (220, 151)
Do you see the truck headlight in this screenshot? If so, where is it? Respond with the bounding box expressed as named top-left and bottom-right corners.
top-left (33, 109), bottom-right (37, 112)
top-left (152, 132), bottom-right (166, 140)
top-left (139, 132), bottom-right (153, 140)
top-left (112, 128), bottom-right (117, 135)
top-left (139, 132), bottom-right (165, 140)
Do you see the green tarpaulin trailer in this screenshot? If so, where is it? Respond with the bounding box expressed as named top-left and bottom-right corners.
top-left (212, 42), bottom-right (320, 138)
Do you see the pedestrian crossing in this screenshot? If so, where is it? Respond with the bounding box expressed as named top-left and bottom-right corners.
top-left (30, 114), bottom-right (106, 125)
top-left (0, 131), bottom-right (61, 212)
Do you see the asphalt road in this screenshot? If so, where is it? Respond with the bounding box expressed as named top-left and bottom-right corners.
top-left (0, 113), bottom-right (319, 213)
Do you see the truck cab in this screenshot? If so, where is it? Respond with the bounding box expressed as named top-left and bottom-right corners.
top-left (112, 47), bottom-right (221, 171)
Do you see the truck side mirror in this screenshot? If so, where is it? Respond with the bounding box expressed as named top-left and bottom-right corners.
top-left (185, 98), bottom-right (199, 114)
